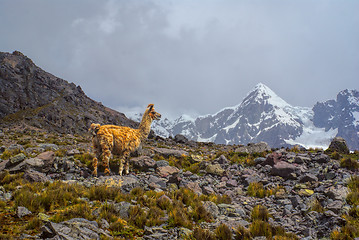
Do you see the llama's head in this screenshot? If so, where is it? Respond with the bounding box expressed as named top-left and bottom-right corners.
top-left (146, 104), bottom-right (161, 121)
top-left (89, 123), bottom-right (101, 135)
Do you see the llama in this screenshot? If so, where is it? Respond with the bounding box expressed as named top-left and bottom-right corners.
top-left (89, 104), bottom-right (161, 176)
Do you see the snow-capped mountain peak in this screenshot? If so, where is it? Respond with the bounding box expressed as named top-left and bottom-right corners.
top-left (242, 83), bottom-right (290, 109)
top-left (125, 84), bottom-right (359, 150)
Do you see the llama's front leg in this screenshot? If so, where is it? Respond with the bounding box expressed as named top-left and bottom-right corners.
top-left (92, 148), bottom-right (101, 176)
top-left (92, 157), bottom-right (98, 176)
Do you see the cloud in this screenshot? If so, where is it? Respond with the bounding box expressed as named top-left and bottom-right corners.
top-left (0, 0), bottom-right (358, 119)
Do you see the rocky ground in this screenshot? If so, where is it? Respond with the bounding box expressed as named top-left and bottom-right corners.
top-left (0, 128), bottom-right (358, 239)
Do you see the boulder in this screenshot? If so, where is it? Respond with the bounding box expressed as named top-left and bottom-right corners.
top-left (174, 134), bottom-right (188, 144)
top-left (6, 153), bottom-right (27, 167)
top-left (312, 153), bottom-right (330, 164)
top-left (23, 169), bottom-right (51, 182)
top-left (202, 201), bottom-right (219, 218)
top-left (299, 173), bottom-right (318, 183)
top-left (261, 152), bottom-right (284, 166)
top-left (216, 155), bottom-right (229, 165)
top-left (7, 151), bottom-right (55, 173)
top-left (95, 175), bottom-right (140, 193)
top-left (205, 163), bottom-right (224, 176)
top-left (156, 166), bottom-right (180, 178)
top-left (326, 200), bottom-right (343, 214)
top-left (38, 144), bottom-right (59, 151)
top-left (235, 142), bottom-right (271, 154)
top-left (153, 147), bottom-right (189, 158)
top-left (130, 156), bottom-right (156, 171)
top-left (270, 161), bottom-right (297, 179)
top-left (183, 181), bottom-right (202, 195)
top-left (326, 137), bottom-right (350, 154)
top-left (114, 201), bottom-right (131, 219)
top-left (17, 206), bottom-right (32, 218)
top-left (66, 149), bottom-right (81, 156)
top-left (40, 218), bottom-right (112, 239)
top-left (155, 160), bottom-right (170, 168)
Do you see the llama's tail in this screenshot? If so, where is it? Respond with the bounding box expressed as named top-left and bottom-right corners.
top-left (89, 123), bottom-right (101, 136)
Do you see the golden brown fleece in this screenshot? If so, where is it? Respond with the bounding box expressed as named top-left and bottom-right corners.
top-left (89, 104), bottom-right (161, 176)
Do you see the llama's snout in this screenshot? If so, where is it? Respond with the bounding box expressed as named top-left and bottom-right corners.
top-left (154, 112), bottom-right (161, 120)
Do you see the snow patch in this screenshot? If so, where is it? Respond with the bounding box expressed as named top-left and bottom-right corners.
top-left (353, 111), bottom-right (359, 127)
top-left (223, 119), bottom-right (240, 133)
top-left (197, 134), bottom-right (217, 142)
top-left (284, 109), bottom-right (338, 149)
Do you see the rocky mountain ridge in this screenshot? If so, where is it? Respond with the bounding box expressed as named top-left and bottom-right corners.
top-left (0, 51), bottom-right (136, 134)
top-left (142, 84), bottom-right (359, 150)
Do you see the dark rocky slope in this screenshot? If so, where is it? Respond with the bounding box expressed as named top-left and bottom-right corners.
top-left (0, 51), bottom-right (136, 134)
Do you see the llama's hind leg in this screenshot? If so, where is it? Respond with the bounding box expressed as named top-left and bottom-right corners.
top-left (124, 159), bottom-right (130, 175)
top-left (102, 147), bottom-right (112, 176)
top-left (124, 152), bottom-right (130, 175)
top-left (119, 152), bottom-right (130, 176)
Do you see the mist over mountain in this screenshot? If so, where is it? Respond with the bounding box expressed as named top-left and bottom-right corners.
top-left (131, 84), bottom-right (359, 150)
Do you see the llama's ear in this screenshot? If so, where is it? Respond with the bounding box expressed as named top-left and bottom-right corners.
top-left (147, 104), bottom-right (154, 111)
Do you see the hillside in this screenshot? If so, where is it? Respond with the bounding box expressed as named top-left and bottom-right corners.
top-left (0, 51), bottom-right (136, 134)
top-left (0, 128), bottom-right (358, 239)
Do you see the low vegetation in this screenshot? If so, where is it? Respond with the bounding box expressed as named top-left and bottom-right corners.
top-left (0, 170), bottom-right (228, 239)
top-left (247, 182), bottom-right (282, 198)
top-left (331, 175), bottom-right (359, 239)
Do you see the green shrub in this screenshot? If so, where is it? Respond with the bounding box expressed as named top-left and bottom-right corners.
top-left (192, 205), bottom-right (213, 223)
top-left (86, 185), bottom-right (120, 202)
top-left (128, 205), bottom-right (147, 228)
top-left (235, 225), bottom-right (251, 240)
top-left (0, 172), bottom-right (25, 191)
top-left (346, 191), bottom-right (359, 206)
top-left (250, 220), bottom-right (273, 238)
top-left (25, 216), bottom-right (42, 230)
top-left (215, 223), bottom-right (233, 240)
top-left (348, 175), bottom-right (359, 191)
top-left (247, 182), bottom-right (280, 198)
top-left (247, 182), bottom-right (266, 198)
top-left (146, 206), bottom-right (164, 227)
top-left (14, 181), bottom-right (85, 212)
top-left (167, 204), bottom-right (193, 229)
top-left (51, 202), bottom-right (93, 223)
top-left (215, 194), bottom-right (232, 204)
top-left (309, 198), bottom-right (324, 213)
top-left (156, 195), bottom-right (172, 210)
top-left (340, 157), bottom-right (359, 170)
top-left (191, 227), bottom-right (216, 240)
top-left (330, 151), bottom-right (341, 160)
top-left (109, 219), bottom-right (126, 232)
top-left (99, 202), bottom-right (118, 223)
top-left (251, 205), bottom-right (270, 221)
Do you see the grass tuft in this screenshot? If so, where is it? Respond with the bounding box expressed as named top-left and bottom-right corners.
top-left (340, 157), bottom-right (359, 170)
top-left (215, 223), bottom-right (233, 240)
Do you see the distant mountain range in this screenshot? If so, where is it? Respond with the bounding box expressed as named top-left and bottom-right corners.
top-left (1, 51), bottom-right (358, 150)
top-left (129, 83), bottom-right (359, 150)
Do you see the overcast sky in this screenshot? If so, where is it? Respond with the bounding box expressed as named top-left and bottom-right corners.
top-left (1, 0), bottom-right (358, 119)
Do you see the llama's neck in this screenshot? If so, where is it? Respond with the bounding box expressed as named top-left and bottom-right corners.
top-left (138, 114), bottom-right (153, 140)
